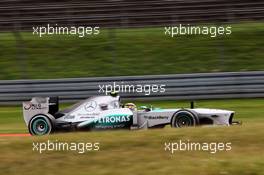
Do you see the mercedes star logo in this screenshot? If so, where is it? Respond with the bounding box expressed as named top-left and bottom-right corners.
top-left (84, 101), bottom-right (97, 112)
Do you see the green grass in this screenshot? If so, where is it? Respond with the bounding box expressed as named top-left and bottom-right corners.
top-left (0, 124), bottom-right (263, 175)
top-left (0, 22), bottom-right (264, 79)
top-left (0, 99), bottom-right (264, 175)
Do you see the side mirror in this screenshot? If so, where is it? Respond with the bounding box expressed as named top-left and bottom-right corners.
top-left (140, 106), bottom-right (148, 110)
top-left (99, 103), bottom-right (108, 110)
top-left (140, 106), bottom-right (151, 112)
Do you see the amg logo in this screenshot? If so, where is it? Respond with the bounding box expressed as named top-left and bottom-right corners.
top-left (97, 115), bottom-right (131, 123)
top-left (144, 116), bottom-right (169, 120)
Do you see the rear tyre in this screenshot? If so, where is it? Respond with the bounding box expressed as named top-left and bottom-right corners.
top-left (29, 115), bottom-right (53, 136)
top-left (171, 110), bottom-right (197, 128)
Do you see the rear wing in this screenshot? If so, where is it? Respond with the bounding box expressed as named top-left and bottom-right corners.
top-left (22, 97), bottom-right (59, 125)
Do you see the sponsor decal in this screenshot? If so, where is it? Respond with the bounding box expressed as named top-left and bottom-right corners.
top-left (80, 116), bottom-right (96, 119)
top-left (97, 115), bottom-right (131, 124)
top-left (77, 113), bottom-right (100, 116)
top-left (78, 113), bottom-right (100, 119)
top-left (84, 101), bottom-right (97, 112)
top-left (94, 124), bottom-right (125, 129)
top-left (144, 116), bottom-right (169, 120)
top-left (24, 103), bottom-right (43, 110)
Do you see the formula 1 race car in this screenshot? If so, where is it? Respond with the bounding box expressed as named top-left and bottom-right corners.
top-left (23, 93), bottom-right (239, 135)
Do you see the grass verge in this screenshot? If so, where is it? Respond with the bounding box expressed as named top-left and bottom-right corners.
top-left (0, 22), bottom-right (263, 79)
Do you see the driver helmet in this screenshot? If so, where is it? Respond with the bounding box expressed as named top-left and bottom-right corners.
top-left (124, 103), bottom-right (137, 111)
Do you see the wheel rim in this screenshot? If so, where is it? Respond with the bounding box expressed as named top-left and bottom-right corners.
top-left (32, 118), bottom-right (49, 135)
top-left (176, 115), bottom-right (193, 127)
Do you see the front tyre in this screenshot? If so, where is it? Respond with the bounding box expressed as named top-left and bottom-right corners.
top-left (171, 111), bottom-right (197, 128)
top-left (29, 115), bottom-right (53, 136)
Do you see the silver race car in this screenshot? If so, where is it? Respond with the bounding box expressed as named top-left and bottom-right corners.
top-left (22, 93), bottom-right (239, 135)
